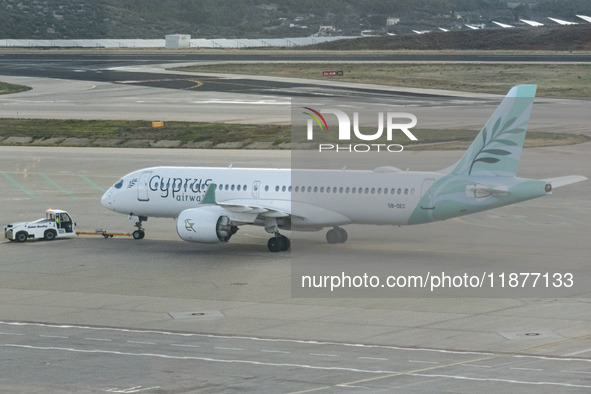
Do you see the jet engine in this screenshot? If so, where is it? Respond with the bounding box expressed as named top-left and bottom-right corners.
top-left (176, 206), bottom-right (237, 243)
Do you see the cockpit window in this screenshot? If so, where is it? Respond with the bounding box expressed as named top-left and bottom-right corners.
top-left (114, 180), bottom-right (124, 189)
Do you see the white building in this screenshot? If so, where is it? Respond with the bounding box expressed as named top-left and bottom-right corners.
top-left (165, 34), bottom-right (191, 49)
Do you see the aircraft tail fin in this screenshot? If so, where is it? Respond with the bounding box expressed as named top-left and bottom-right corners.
top-left (442, 84), bottom-right (537, 177)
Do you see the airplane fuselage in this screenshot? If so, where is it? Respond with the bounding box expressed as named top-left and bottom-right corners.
top-left (101, 166), bottom-right (446, 228)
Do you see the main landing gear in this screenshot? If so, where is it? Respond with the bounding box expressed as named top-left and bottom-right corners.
top-left (326, 226), bottom-right (348, 244)
top-left (268, 233), bottom-right (291, 253)
top-left (130, 215), bottom-right (147, 240)
top-left (265, 217), bottom-right (290, 252)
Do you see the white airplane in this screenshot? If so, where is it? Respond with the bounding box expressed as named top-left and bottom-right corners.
top-left (547, 17), bottom-right (578, 25)
top-left (438, 28), bottom-right (449, 32)
top-left (576, 15), bottom-right (591, 23)
top-left (520, 19), bottom-right (544, 27)
top-left (492, 21), bottom-right (514, 28)
top-left (101, 85), bottom-right (587, 252)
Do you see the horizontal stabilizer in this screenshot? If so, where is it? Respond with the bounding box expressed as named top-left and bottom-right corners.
top-left (545, 175), bottom-right (588, 189)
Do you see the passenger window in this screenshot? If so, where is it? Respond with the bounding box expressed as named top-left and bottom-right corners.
top-left (404, 188), bottom-right (408, 195)
top-left (265, 185), bottom-right (269, 191)
top-left (295, 186), bottom-right (299, 192)
top-left (231, 185), bottom-right (235, 191)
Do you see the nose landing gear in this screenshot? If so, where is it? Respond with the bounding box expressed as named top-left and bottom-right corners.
top-left (129, 215), bottom-right (147, 240)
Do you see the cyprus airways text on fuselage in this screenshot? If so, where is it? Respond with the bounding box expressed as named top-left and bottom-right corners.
top-left (149, 175), bottom-right (212, 200)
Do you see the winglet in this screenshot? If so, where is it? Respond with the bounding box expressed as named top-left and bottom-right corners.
top-left (201, 183), bottom-right (218, 205)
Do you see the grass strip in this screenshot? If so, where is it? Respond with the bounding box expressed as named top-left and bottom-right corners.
top-left (0, 82), bottom-right (32, 95)
top-left (0, 118), bottom-right (588, 150)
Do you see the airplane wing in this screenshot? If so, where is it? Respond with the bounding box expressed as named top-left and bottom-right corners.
top-left (218, 199), bottom-right (352, 227)
top-left (202, 184), bottom-right (351, 227)
top-left (218, 199), bottom-right (290, 217)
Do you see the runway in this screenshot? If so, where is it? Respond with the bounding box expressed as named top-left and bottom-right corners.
top-left (1, 145), bottom-right (590, 393)
top-left (1, 52), bottom-right (590, 136)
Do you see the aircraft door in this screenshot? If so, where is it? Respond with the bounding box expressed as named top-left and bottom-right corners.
top-left (252, 180), bottom-right (261, 198)
top-left (137, 171), bottom-right (152, 201)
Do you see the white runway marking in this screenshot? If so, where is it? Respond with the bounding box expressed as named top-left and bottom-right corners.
top-left (564, 347), bottom-right (591, 356)
top-left (2, 344), bottom-right (401, 375)
top-left (170, 344), bottom-right (200, 348)
top-left (261, 349), bottom-right (290, 354)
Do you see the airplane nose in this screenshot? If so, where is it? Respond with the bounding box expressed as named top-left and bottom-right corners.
top-left (101, 190), bottom-right (113, 208)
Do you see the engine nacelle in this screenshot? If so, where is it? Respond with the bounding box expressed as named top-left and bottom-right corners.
top-left (176, 206), bottom-right (236, 243)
